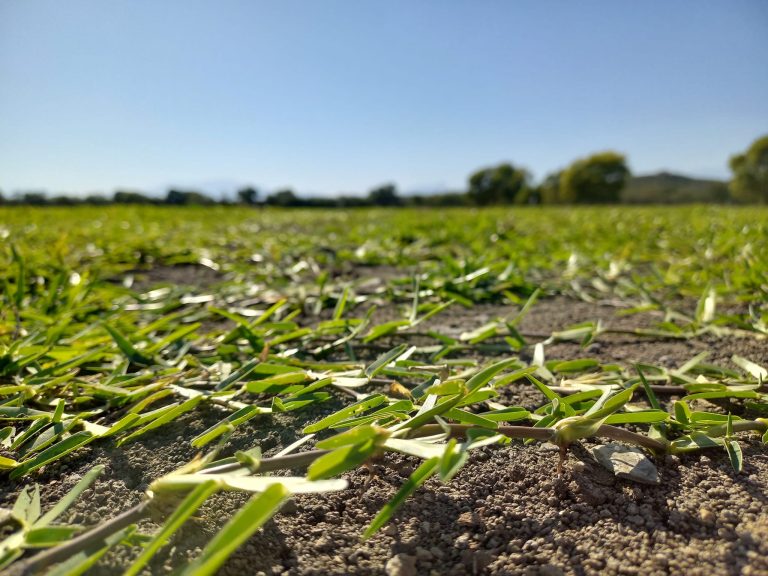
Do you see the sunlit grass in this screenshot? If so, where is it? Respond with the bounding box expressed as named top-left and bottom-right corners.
top-left (1, 205), bottom-right (766, 574)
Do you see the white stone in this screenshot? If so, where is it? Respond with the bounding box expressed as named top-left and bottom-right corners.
top-left (591, 443), bottom-right (660, 485)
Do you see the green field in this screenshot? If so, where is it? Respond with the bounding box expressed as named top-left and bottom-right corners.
top-left (1, 205), bottom-right (767, 575)
top-left (3, 204), bottom-right (767, 303)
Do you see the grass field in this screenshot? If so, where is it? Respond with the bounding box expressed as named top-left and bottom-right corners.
top-left (1, 205), bottom-right (767, 575)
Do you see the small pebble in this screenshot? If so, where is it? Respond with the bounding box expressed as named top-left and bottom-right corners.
top-left (385, 554), bottom-right (417, 576)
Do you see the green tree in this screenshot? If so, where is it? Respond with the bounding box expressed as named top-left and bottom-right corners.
top-left (467, 163), bottom-right (530, 205)
top-left (50, 195), bottom-right (80, 206)
top-left (165, 189), bottom-right (214, 205)
top-left (539, 171), bottom-right (563, 204)
top-left (559, 152), bottom-right (629, 203)
top-left (265, 189), bottom-right (300, 207)
top-left (84, 194), bottom-right (109, 205)
top-left (20, 192), bottom-right (48, 205)
top-left (336, 195), bottom-right (369, 208)
top-left (367, 183), bottom-right (401, 206)
top-left (237, 187), bottom-right (259, 205)
top-left (729, 135), bottom-right (768, 204)
top-left (114, 190), bottom-right (154, 204)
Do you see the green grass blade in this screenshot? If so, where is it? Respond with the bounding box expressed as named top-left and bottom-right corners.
top-left (604, 410), bottom-right (669, 425)
top-left (726, 439), bottom-right (743, 473)
top-left (408, 277), bottom-right (420, 323)
top-left (117, 396), bottom-right (203, 446)
top-left (35, 464), bottom-right (105, 527)
top-left (245, 372), bottom-right (308, 394)
top-left (587, 385), bottom-right (637, 419)
top-left (363, 344), bottom-right (408, 378)
top-left (445, 408), bottom-right (498, 429)
top-left (144, 322), bottom-right (201, 355)
top-left (439, 439), bottom-right (469, 482)
top-left (315, 425), bottom-right (384, 449)
top-left (12, 485), bottom-right (41, 525)
top-left (191, 405), bottom-right (265, 448)
top-left (215, 358), bottom-right (261, 391)
top-left (411, 299), bottom-right (454, 327)
top-left (332, 287), bottom-right (350, 321)
top-left (45, 526), bottom-right (136, 576)
top-left (465, 358), bottom-right (517, 393)
top-left (303, 394), bottom-right (387, 434)
top-left (10, 432), bottom-right (94, 480)
top-left (524, 374), bottom-right (560, 402)
top-left (395, 394), bottom-right (464, 431)
top-left (636, 365), bottom-right (661, 410)
top-left (507, 288), bottom-right (540, 326)
top-left (362, 320), bottom-right (410, 343)
top-left (682, 390), bottom-right (758, 402)
top-left (125, 480), bottom-right (219, 576)
top-left (250, 299), bottom-right (287, 327)
top-left (307, 441), bottom-right (377, 480)
top-left (363, 457), bottom-right (439, 539)
top-left (23, 525), bottom-right (82, 547)
top-left (181, 483), bottom-right (288, 576)
top-left (552, 359), bottom-right (599, 373)
top-left (102, 323), bottom-right (153, 365)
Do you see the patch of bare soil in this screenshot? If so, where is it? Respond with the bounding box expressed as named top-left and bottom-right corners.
top-left (123, 264), bottom-right (223, 291)
top-left (3, 297), bottom-right (767, 576)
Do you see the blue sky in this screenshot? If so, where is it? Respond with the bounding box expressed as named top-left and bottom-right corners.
top-left (1, 0), bottom-right (766, 197)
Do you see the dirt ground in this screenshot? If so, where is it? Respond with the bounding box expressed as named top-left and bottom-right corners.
top-left (3, 295), bottom-right (767, 576)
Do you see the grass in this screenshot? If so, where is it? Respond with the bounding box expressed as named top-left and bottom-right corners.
top-left (0, 204), bottom-right (767, 574)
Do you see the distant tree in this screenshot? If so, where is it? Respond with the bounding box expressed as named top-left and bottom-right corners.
top-left (435, 192), bottom-right (470, 206)
top-left (525, 189), bottom-right (541, 204)
top-left (165, 189), bottom-right (214, 205)
top-left (165, 189), bottom-right (186, 205)
top-left (237, 187), bottom-right (259, 205)
top-left (539, 171), bottom-right (563, 204)
top-left (467, 163), bottom-right (531, 205)
top-left (20, 192), bottom-right (48, 205)
top-left (193, 191), bottom-right (215, 204)
top-left (336, 195), bottom-right (370, 208)
top-left (729, 135), bottom-right (768, 204)
top-left (50, 195), bottom-right (80, 206)
top-left (559, 152), bottom-right (629, 203)
top-left (0, 190), bottom-right (5, 204)
top-left (114, 190), bottom-right (154, 204)
top-left (265, 188), bottom-right (300, 207)
top-left (303, 197), bottom-right (339, 208)
top-left (84, 194), bottom-right (109, 205)
top-left (367, 183), bottom-right (401, 206)
top-left (710, 183), bottom-right (731, 204)
top-left (411, 192), bottom-right (469, 207)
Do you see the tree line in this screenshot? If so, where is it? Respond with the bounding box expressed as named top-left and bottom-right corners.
top-left (2, 135), bottom-right (766, 207)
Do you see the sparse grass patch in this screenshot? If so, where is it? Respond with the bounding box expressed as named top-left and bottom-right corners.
top-left (1, 205), bottom-right (766, 574)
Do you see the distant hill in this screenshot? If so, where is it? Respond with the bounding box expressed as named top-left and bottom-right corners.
top-left (622, 172), bottom-right (729, 204)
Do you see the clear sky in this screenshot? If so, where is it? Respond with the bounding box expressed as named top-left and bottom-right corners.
top-left (1, 0), bottom-right (766, 197)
